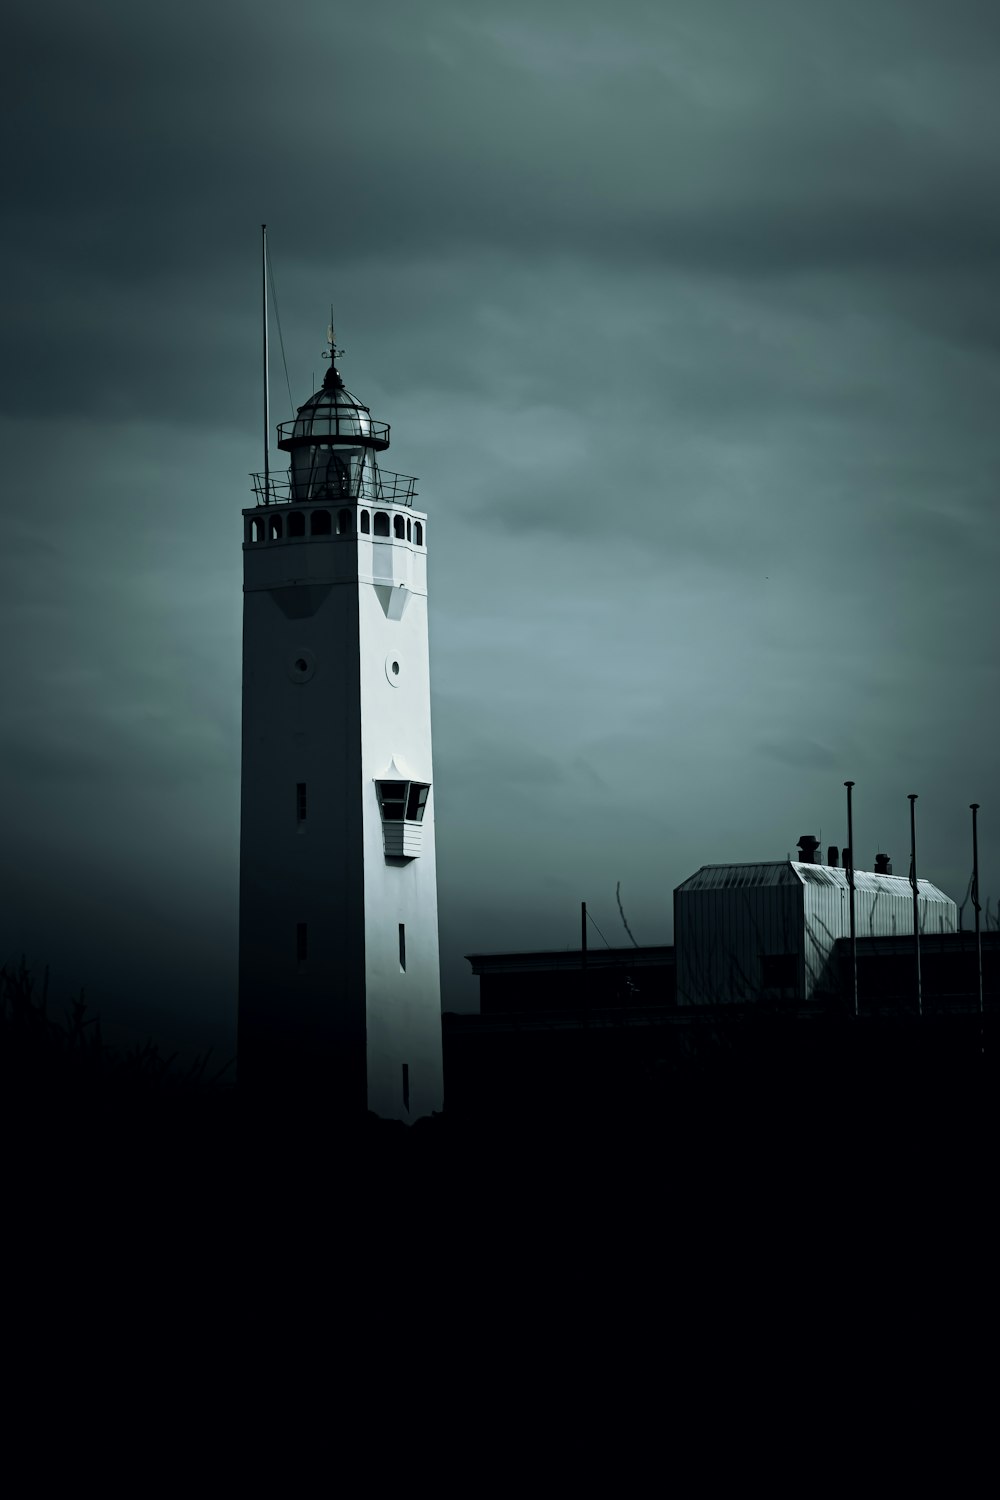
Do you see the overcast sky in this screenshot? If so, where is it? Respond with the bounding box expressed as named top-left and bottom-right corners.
top-left (3, 0), bottom-right (999, 1052)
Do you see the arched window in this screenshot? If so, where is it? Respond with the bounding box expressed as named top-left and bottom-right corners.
top-left (393, 514), bottom-right (406, 540)
top-left (287, 510), bottom-right (305, 538)
top-left (414, 521), bottom-right (423, 546)
top-left (337, 508), bottom-right (352, 536)
top-left (406, 518), bottom-right (412, 541)
top-left (311, 509), bottom-right (331, 536)
top-left (251, 517), bottom-right (264, 543)
top-left (268, 513), bottom-right (283, 541)
top-left (374, 512), bottom-right (390, 537)
top-left (360, 510), bottom-right (371, 534)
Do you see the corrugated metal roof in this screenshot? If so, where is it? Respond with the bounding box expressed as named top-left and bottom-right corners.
top-left (676, 863), bottom-right (797, 891)
top-left (676, 861), bottom-right (954, 904)
top-left (790, 862), bottom-right (953, 902)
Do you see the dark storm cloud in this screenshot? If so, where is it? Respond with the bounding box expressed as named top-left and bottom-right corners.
top-left (8, 3), bottom-right (1000, 313)
top-left (2, 0), bottom-right (999, 1031)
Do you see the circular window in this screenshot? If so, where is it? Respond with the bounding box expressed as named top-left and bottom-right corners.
top-left (289, 650), bottom-right (317, 684)
top-left (385, 654), bottom-right (402, 687)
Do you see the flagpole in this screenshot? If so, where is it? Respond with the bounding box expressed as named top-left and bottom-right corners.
top-left (971, 803), bottom-right (983, 1048)
top-left (845, 781), bottom-right (858, 1018)
top-left (908, 794), bottom-right (922, 1017)
top-left (262, 223), bottom-right (270, 504)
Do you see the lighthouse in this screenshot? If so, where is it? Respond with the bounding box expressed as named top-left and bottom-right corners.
top-left (237, 329), bottom-right (444, 1122)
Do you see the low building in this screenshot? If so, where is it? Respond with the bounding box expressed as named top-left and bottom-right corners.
top-left (452, 946), bottom-right (676, 1122)
top-left (674, 838), bottom-right (957, 1006)
top-left (465, 946), bottom-right (675, 1016)
top-left (843, 929), bottom-right (999, 1014)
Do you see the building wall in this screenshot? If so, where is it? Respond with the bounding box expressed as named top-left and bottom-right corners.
top-left (847, 930), bottom-right (1000, 1011)
top-left (801, 871), bottom-right (957, 997)
top-left (472, 951), bottom-right (676, 1015)
top-left (675, 881), bottom-right (803, 1005)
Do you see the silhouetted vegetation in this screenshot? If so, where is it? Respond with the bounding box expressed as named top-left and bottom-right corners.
top-left (3, 955), bottom-right (997, 1232)
top-left (0, 956), bottom-right (233, 1104)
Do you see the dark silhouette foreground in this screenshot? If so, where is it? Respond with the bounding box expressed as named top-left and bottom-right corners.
top-left (3, 959), bottom-right (996, 1241)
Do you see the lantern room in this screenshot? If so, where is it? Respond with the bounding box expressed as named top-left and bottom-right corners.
top-left (277, 361), bottom-right (388, 504)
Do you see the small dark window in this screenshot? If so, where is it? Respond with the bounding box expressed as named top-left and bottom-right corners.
top-left (337, 508), bottom-right (352, 536)
top-left (760, 953), bottom-right (797, 991)
top-left (406, 783), bottom-right (430, 822)
top-left (406, 518), bottom-right (412, 541)
top-left (288, 511), bottom-right (305, 537)
top-left (399, 924), bottom-right (406, 972)
top-left (414, 522), bottom-right (423, 546)
top-left (360, 510), bottom-right (371, 534)
top-left (296, 923), bottom-right (308, 962)
top-left (376, 781), bottom-right (407, 821)
top-left (374, 512), bottom-right (390, 537)
top-left (402, 1063), bottom-right (410, 1113)
top-left (296, 782), bottom-right (307, 824)
top-left (311, 509), bottom-right (331, 535)
top-left (268, 514), bottom-right (283, 540)
top-left (393, 514), bottom-right (406, 540)
top-left (251, 517), bottom-right (264, 543)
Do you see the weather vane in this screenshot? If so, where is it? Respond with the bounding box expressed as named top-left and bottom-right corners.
top-left (322, 304), bottom-right (345, 363)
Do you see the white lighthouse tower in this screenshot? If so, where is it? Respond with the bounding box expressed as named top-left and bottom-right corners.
top-left (237, 329), bottom-right (444, 1122)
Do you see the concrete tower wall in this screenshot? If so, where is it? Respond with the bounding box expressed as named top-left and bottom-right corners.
top-left (238, 502), bottom-right (443, 1120)
top-left (358, 560), bottom-right (443, 1120)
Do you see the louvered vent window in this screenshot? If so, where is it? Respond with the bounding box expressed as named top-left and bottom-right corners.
top-left (375, 780), bottom-right (430, 859)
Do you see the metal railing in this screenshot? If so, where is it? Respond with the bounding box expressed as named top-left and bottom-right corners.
top-left (276, 415), bottom-right (390, 447)
top-left (250, 468), bottom-right (418, 507)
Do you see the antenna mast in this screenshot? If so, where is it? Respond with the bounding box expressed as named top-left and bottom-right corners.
top-left (845, 781), bottom-right (858, 1018)
top-left (262, 224), bottom-right (270, 504)
top-left (908, 794), bottom-right (922, 1017)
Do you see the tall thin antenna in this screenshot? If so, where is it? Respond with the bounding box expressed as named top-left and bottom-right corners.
top-left (908, 794), bottom-right (922, 1017)
top-left (262, 224), bottom-right (270, 504)
top-left (845, 781), bottom-right (858, 1018)
top-left (971, 803), bottom-right (983, 1048)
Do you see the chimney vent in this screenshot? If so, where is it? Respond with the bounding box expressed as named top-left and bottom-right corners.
top-left (827, 846), bottom-right (839, 868)
top-left (874, 852), bottom-right (892, 875)
top-left (797, 834), bottom-right (820, 864)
